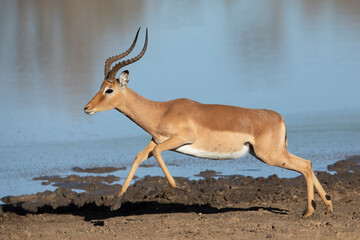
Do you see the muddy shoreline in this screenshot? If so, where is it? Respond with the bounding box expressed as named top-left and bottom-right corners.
top-left (0, 156), bottom-right (359, 239)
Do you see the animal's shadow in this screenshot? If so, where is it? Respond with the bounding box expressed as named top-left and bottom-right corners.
top-left (2, 201), bottom-right (289, 225)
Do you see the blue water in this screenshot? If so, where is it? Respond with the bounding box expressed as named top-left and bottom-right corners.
top-left (1, 0), bottom-right (360, 197)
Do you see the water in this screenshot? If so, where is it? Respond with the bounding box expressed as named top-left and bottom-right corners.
top-left (1, 0), bottom-right (360, 197)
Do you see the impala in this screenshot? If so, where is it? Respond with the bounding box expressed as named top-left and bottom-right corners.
top-left (84, 28), bottom-right (333, 217)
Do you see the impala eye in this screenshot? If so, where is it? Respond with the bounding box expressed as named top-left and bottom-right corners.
top-left (105, 89), bottom-right (113, 94)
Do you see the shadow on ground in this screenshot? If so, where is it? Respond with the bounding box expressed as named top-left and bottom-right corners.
top-left (1, 200), bottom-right (289, 225)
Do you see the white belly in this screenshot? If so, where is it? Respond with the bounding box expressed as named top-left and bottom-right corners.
top-left (174, 144), bottom-right (249, 160)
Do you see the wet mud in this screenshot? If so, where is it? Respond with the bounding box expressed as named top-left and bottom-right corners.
top-left (72, 166), bottom-right (126, 174)
top-left (1, 156), bottom-right (359, 239)
top-left (2, 156), bottom-right (360, 214)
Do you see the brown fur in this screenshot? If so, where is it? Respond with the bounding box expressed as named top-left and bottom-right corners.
top-left (84, 76), bottom-right (333, 217)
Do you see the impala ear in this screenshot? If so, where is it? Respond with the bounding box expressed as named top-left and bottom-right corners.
top-left (119, 70), bottom-right (129, 87)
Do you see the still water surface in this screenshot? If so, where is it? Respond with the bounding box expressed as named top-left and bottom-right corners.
top-left (1, 0), bottom-right (360, 197)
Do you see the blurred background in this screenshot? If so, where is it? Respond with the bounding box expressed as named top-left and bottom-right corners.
top-left (1, 0), bottom-right (360, 197)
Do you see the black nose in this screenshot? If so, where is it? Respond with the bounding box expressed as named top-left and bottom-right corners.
top-left (84, 106), bottom-right (89, 111)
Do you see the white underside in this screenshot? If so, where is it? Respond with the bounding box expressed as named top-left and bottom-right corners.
top-left (175, 144), bottom-right (249, 160)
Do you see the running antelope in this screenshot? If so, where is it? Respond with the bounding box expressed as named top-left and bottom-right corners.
top-left (84, 28), bottom-right (333, 217)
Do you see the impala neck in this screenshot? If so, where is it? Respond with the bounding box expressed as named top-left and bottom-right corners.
top-left (116, 86), bottom-right (164, 136)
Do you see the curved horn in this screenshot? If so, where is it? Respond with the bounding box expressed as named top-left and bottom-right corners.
top-left (107, 28), bottom-right (148, 80)
top-left (104, 27), bottom-right (141, 78)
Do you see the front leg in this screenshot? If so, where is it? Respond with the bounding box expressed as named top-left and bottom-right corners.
top-left (117, 139), bottom-right (156, 197)
top-left (152, 135), bottom-right (192, 189)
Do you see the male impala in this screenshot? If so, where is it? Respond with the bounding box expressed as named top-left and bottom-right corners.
top-left (84, 28), bottom-right (333, 217)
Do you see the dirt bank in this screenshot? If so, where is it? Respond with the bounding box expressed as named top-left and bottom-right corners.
top-left (0, 156), bottom-right (359, 239)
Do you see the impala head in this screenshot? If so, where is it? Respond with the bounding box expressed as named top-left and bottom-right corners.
top-left (84, 28), bottom-right (148, 115)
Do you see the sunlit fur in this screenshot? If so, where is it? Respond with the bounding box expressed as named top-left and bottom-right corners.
top-left (85, 81), bottom-right (333, 217)
top-left (84, 30), bottom-right (333, 217)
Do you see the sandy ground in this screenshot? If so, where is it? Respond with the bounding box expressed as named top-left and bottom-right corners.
top-left (0, 156), bottom-right (359, 240)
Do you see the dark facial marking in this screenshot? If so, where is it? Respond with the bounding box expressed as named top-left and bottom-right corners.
top-left (311, 200), bottom-right (317, 209)
top-left (325, 195), bottom-right (331, 200)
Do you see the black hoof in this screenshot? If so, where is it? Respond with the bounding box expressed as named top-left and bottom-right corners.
top-left (110, 196), bottom-right (122, 211)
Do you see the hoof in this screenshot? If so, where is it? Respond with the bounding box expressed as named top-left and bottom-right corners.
top-left (175, 182), bottom-right (191, 192)
top-left (110, 196), bottom-right (122, 211)
top-left (303, 212), bottom-right (314, 218)
top-left (303, 208), bottom-right (314, 218)
top-left (325, 201), bottom-right (334, 215)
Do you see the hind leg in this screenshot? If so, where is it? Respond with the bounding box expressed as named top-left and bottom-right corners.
top-left (312, 172), bottom-right (333, 214)
top-left (251, 148), bottom-right (320, 217)
top-left (284, 153), bottom-right (333, 215)
top-left (282, 152), bottom-right (316, 217)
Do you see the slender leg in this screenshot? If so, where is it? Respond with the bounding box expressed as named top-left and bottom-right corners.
top-left (252, 149), bottom-right (316, 217)
top-left (117, 140), bottom-right (156, 197)
top-left (152, 135), bottom-right (191, 188)
top-left (285, 153), bottom-right (315, 217)
top-left (312, 172), bottom-right (333, 214)
top-left (283, 154), bottom-right (333, 215)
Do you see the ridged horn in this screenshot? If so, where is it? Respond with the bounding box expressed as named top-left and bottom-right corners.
top-left (104, 27), bottom-right (141, 78)
top-left (107, 28), bottom-right (148, 80)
